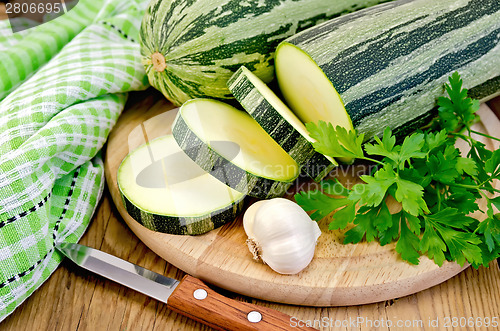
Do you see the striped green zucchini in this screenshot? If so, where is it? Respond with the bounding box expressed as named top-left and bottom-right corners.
top-left (118, 135), bottom-right (246, 235)
top-left (228, 66), bottom-right (337, 182)
top-left (139, 0), bottom-right (394, 106)
top-left (275, 0), bottom-right (500, 140)
top-left (172, 99), bottom-right (300, 199)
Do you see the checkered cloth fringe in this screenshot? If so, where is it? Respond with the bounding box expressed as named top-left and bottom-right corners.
top-left (0, 0), bottom-right (149, 320)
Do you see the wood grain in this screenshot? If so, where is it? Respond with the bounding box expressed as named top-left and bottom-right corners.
top-left (1, 92), bottom-right (499, 330)
top-left (102, 91), bottom-right (499, 307)
top-left (0, 3), bottom-right (6, 20)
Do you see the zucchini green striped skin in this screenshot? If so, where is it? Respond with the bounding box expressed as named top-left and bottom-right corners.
top-left (118, 135), bottom-right (246, 235)
top-left (275, 0), bottom-right (500, 140)
top-left (228, 66), bottom-right (336, 182)
top-left (122, 195), bottom-right (245, 235)
top-left (172, 99), bottom-right (299, 199)
top-left (139, 0), bottom-right (395, 106)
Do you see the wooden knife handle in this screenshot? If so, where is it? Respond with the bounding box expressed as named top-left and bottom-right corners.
top-left (167, 275), bottom-right (317, 331)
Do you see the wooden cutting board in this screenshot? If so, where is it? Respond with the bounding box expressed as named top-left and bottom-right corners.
top-left (104, 91), bottom-right (499, 306)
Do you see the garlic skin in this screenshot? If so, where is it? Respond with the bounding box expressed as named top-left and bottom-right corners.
top-left (243, 198), bottom-right (322, 275)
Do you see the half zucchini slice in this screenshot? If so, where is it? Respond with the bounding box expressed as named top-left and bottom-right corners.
top-left (172, 99), bottom-right (300, 198)
top-left (117, 134), bottom-right (246, 235)
top-left (228, 66), bottom-right (337, 181)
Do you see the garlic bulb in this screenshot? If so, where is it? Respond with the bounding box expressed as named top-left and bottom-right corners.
top-left (243, 198), bottom-right (322, 275)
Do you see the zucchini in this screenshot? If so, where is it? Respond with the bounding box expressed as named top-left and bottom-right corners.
top-left (139, 0), bottom-right (395, 106)
top-left (172, 98), bottom-right (300, 199)
top-left (228, 66), bottom-right (337, 182)
top-left (275, 0), bottom-right (500, 140)
top-left (117, 135), bottom-right (246, 235)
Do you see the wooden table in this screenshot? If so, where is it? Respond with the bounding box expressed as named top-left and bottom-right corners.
top-left (0, 92), bottom-right (498, 330)
top-left (1, 7), bottom-right (499, 328)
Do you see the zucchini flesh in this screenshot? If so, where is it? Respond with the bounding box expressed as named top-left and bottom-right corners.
top-left (117, 135), bottom-right (245, 235)
top-left (275, 43), bottom-right (352, 132)
top-left (172, 99), bottom-right (300, 199)
top-left (228, 66), bottom-right (337, 181)
top-left (275, 0), bottom-right (500, 140)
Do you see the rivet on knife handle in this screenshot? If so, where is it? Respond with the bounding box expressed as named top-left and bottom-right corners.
top-left (167, 275), bottom-right (317, 331)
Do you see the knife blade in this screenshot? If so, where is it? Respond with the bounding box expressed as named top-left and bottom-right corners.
top-left (56, 242), bottom-right (316, 331)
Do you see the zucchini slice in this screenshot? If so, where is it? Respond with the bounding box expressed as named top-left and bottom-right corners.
top-left (117, 135), bottom-right (246, 235)
top-left (172, 99), bottom-right (300, 199)
top-left (228, 66), bottom-right (337, 181)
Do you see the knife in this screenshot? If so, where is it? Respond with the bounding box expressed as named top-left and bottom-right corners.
top-left (56, 242), bottom-right (316, 331)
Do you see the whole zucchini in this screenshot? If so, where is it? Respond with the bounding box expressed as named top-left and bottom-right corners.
top-left (140, 0), bottom-right (394, 106)
top-left (275, 0), bottom-right (500, 140)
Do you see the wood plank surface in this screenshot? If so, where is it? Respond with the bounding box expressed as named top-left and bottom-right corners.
top-left (1, 92), bottom-right (499, 330)
top-left (0, 4), bottom-right (6, 21)
top-left (0, 6), bottom-right (499, 328)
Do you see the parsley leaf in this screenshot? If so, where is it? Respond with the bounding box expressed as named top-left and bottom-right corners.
top-left (438, 72), bottom-right (479, 130)
top-left (425, 130), bottom-right (448, 151)
top-left (329, 201), bottom-right (356, 230)
top-left (395, 212), bottom-right (421, 265)
top-left (378, 216), bottom-right (399, 246)
top-left (455, 157), bottom-right (478, 176)
top-left (428, 153), bottom-right (459, 183)
top-left (306, 121), bottom-right (364, 160)
top-left (444, 190), bottom-right (479, 215)
top-left (350, 165), bottom-right (396, 207)
top-left (485, 149), bottom-right (500, 176)
top-left (393, 177), bottom-right (429, 216)
top-left (344, 209), bottom-right (378, 244)
top-left (424, 209), bottom-right (483, 266)
top-left (373, 202), bottom-right (392, 232)
top-left (476, 216), bottom-right (500, 253)
top-left (295, 189), bottom-right (349, 222)
top-left (363, 129), bottom-right (427, 169)
top-left (397, 133), bottom-right (427, 169)
top-left (420, 220), bottom-right (447, 266)
top-left (364, 127), bottom-right (399, 166)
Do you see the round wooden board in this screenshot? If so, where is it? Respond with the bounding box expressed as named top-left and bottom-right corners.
top-left (104, 92), bottom-right (499, 307)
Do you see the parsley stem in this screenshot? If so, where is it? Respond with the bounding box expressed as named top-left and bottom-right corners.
top-left (360, 157), bottom-right (386, 166)
top-left (469, 129), bottom-right (500, 142)
top-left (447, 183), bottom-right (478, 190)
top-left (451, 132), bottom-right (473, 147)
top-left (447, 182), bottom-right (500, 194)
top-left (436, 183), bottom-right (442, 211)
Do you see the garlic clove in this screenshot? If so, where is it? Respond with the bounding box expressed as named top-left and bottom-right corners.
top-left (242, 197), bottom-right (322, 275)
top-left (242, 200), bottom-right (268, 239)
top-left (261, 235), bottom-right (317, 274)
top-left (312, 221), bottom-right (322, 242)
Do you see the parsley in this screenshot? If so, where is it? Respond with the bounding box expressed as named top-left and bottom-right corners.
top-left (296, 72), bottom-right (500, 267)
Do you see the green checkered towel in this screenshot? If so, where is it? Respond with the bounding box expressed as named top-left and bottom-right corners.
top-left (0, 0), bottom-right (149, 320)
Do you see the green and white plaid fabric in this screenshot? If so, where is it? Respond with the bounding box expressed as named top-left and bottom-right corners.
top-left (0, 0), bottom-right (149, 320)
